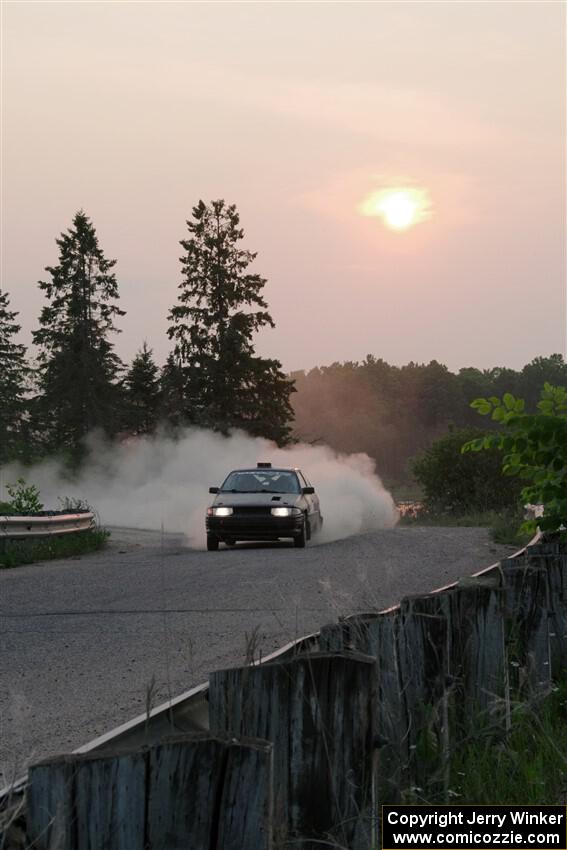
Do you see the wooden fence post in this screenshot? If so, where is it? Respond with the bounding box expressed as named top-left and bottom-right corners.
top-left (27, 758), bottom-right (77, 850)
top-left (501, 562), bottom-right (551, 698)
top-left (209, 651), bottom-right (375, 850)
top-left (319, 611), bottom-right (406, 800)
top-left (523, 547), bottom-right (567, 677)
top-left (395, 592), bottom-right (451, 792)
top-left (75, 748), bottom-right (146, 850)
top-left (27, 733), bottom-right (273, 850)
top-left (447, 573), bottom-right (508, 733)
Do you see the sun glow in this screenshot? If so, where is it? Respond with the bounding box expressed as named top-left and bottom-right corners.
top-left (359, 186), bottom-right (432, 231)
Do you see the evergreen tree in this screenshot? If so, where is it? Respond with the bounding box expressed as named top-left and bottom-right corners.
top-left (33, 211), bottom-right (125, 460)
top-left (123, 342), bottom-right (161, 435)
top-left (0, 290), bottom-right (29, 465)
top-left (160, 353), bottom-right (188, 430)
top-left (167, 199), bottom-right (294, 443)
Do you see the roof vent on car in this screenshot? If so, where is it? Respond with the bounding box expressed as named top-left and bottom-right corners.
top-left (257, 462), bottom-right (272, 468)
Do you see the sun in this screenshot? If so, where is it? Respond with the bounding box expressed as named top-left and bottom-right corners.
top-left (359, 186), bottom-right (432, 231)
top-left (379, 192), bottom-right (419, 230)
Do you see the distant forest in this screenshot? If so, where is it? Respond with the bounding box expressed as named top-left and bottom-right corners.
top-left (2, 206), bottom-right (565, 485)
top-left (290, 354), bottom-right (567, 485)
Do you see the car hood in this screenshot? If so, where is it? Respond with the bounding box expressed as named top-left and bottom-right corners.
top-left (212, 492), bottom-right (303, 508)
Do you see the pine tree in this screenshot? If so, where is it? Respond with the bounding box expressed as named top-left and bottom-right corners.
top-left (0, 290), bottom-right (30, 465)
top-left (123, 342), bottom-right (161, 435)
top-left (33, 211), bottom-right (125, 460)
top-left (167, 200), bottom-right (295, 443)
top-left (160, 353), bottom-right (188, 430)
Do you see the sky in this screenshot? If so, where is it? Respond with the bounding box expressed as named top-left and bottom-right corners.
top-left (2, 1), bottom-right (566, 375)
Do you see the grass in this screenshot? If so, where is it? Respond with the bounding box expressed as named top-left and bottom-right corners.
top-left (399, 508), bottom-right (532, 547)
top-left (0, 528), bottom-right (110, 568)
top-left (407, 677), bottom-right (567, 806)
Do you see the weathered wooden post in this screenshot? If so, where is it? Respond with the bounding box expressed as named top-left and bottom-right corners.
top-left (209, 651), bottom-right (375, 850)
top-left (27, 733), bottom-right (273, 850)
top-left (522, 543), bottom-right (567, 676)
top-left (447, 573), bottom-right (508, 733)
top-left (395, 591), bottom-right (452, 792)
top-left (501, 560), bottom-right (551, 698)
top-left (27, 758), bottom-right (79, 850)
top-left (361, 608), bottom-right (406, 800)
top-left (320, 610), bottom-right (406, 801)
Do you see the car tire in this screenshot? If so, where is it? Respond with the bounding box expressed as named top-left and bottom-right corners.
top-left (294, 516), bottom-right (307, 548)
top-left (207, 534), bottom-right (219, 551)
top-left (225, 538), bottom-right (236, 546)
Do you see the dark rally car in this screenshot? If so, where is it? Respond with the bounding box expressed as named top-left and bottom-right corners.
top-left (206, 463), bottom-right (323, 550)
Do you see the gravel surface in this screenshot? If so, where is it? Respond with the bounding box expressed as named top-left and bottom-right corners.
top-left (0, 526), bottom-right (517, 784)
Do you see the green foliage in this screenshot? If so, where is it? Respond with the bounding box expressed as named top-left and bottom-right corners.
top-left (32, 210), bottom-right (125, 463)
top-left (2, 478), bottom-right (44, 514)
top-left (123, 342), bottom-right (161, 435)
top-left (463, 383), bottom-right (567, 535)
top-left (0, 290), bottom-right (30, 465)
top-left (412, 427), bottom-right (522, 515)
top-left (167, 199), bottom-right (295, 444)
top-left (0, 528), bottom-right (109, 568)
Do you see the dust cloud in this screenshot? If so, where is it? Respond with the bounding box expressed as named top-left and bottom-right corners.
top-left (4, 430), bottom-right (398, 547)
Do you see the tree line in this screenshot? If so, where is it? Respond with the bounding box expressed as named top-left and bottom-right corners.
top-left (2, 202), bottom-right (565, 486)
top-left (1, 202), bottom-right (294, 467)
top-left (290, 353), bottom-right (567, 484)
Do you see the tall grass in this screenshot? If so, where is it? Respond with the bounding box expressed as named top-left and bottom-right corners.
top-left (402, 678), bottom-right (567, 806)
top-left (448, 680), bottom-right (567, 805)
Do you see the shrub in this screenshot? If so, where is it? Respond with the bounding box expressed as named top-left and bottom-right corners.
top-left (2, 478), bottom-right (43, 514)
top-left (412, 427), bottom-right (522, 515)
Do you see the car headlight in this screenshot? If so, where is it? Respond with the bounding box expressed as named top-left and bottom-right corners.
top-left (271, 507), bottom-right (302, 517)
top-left (208, 506), bottom-right (233, 517)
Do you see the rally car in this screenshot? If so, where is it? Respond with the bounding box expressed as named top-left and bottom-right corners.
top-left (206, 463), bottom-right (323, 550)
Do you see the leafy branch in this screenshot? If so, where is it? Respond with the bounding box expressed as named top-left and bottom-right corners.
top-left (462, 383), bottom-right (567, 535)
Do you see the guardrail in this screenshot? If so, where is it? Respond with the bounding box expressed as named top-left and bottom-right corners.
top-left (0, 512), bottom-right (95, 540)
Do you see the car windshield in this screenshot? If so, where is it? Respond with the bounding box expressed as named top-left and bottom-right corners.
top-left (220, 470), bottom-right (301, 494)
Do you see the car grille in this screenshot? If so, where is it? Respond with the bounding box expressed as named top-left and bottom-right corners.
top-left (231, 506), bottom-right (274, 516)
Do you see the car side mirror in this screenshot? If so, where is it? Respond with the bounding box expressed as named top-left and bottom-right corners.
top-left (209, 486), bottom-right (219, 494)
top-left (302, 486), bottom-right (315, 495)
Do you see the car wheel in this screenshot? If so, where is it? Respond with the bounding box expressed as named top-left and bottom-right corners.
top-left (225, 538), bottom-right (236, 546)
top-left (294, 516), bottom-right (307, 548)
top-left (207, 534), bottom-right (219, 551)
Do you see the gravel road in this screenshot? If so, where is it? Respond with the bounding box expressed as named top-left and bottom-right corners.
top-left (0, 526), bottom-right (517, 785)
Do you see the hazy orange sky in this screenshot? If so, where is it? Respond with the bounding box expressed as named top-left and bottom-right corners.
top-left (2, 1), bottom-right (566, 373)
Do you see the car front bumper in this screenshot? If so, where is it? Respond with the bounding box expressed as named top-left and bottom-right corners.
top-left (206, 513), bottom-right (304, 541)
